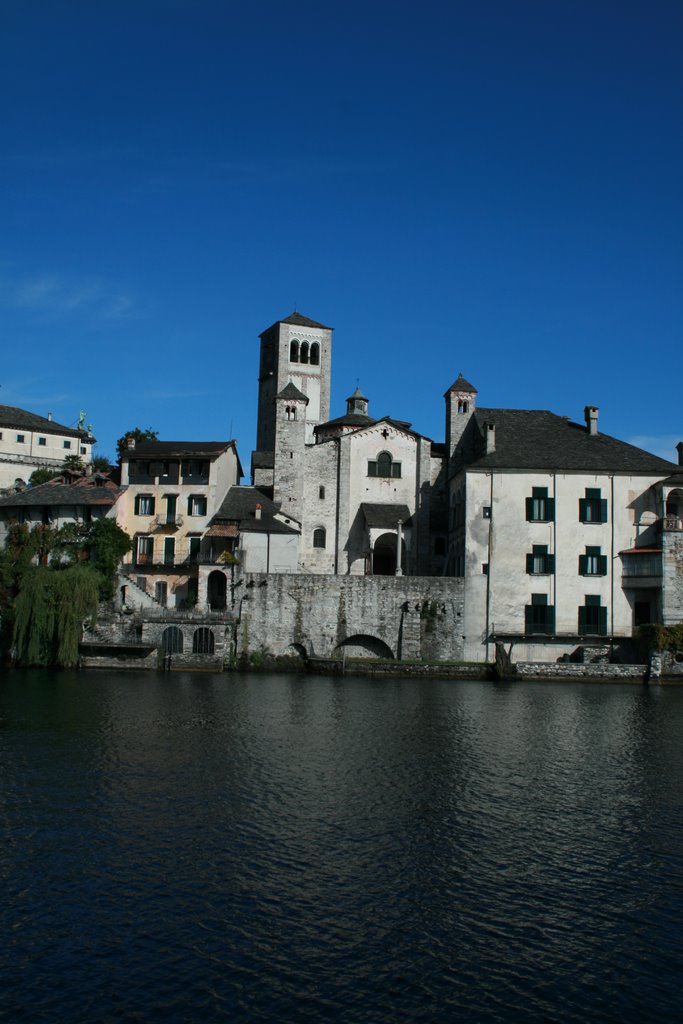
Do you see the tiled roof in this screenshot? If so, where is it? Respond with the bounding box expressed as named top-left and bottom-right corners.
top-left (361, 503), bottom-right (412, 528)
top-left (125, 440), bottom-right (235, 457)
top-left (445, 374), bottom-right (477, 395)
top-left (276, 382), bottom-right (309, 402)
top-left (260, 311), bottom-right (333, 335)
top-left (459, 409), bottom-right (680, 474)
top-left (0, 480), bottom-right (119, 508)
top-left (0, 404), bottom-right (87, 438)
top-left (211, 486), bottom-right (300, 534)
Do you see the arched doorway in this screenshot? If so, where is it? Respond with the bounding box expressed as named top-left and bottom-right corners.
top-left (372, 532), bottom-right (406, 575)
top-left (208, 570), bottom-right (227, 610)
top-left (161, 626), bottom-right (183, 654)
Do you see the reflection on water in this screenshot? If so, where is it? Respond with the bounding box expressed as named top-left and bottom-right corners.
top-left (2, 670), bottom-right (683, 1022)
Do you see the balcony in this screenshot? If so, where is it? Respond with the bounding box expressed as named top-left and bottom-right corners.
top-left (154, 514), bottom-right (183, 529)
top-left (659, 515), bottom-right (683, 533)
top-left (621, 550), bottom-right (662, 588)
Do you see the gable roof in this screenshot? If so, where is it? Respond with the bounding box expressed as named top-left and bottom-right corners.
top-left (445, 374), bottom-right (477, 395)
top-left (211, 486), bottom-right (299, 534)
top-left (125, 440), bottom-right (236, 457)
top-left (0, 479), bottom-right (119, 508)
top-left (260, 311), bottom-right (333, 335)
top-left (0, 404), bottom-right (88, 439)
top-left (459, 408), bottom-right (680, 475)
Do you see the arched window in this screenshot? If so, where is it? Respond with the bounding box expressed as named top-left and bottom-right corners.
top-left (161, 626), bottom-right (183, 654)
top-left (193, 627), bottom-right (215, 654)
top-left (458, 399), bottom-right (468, 414)
top-left (299, 341), bottom-right (309, 364)
top-left (313, 527), bottom-right (326, 548)
top-left (367, 451), bottom-right (401, 478)
top-left (285, 405), bottom-right (297, 421)
top-left (290, 340), bottom-right (299, 362)
top-left (310, 343), bottom-right (320, 365)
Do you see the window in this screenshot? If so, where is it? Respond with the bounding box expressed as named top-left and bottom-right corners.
top-left (155, 582), bottom-right (168, 607)
top-left (80, 446), bottom-right (86, 455)
top-left (578, 595), bottom-right (607, 636)
top-left (483, 506), bottom-right (491, 519)
top-left (16, 434), bottom-right (25, 443)
top-left (285, 405), bottom-right (297, 421)
top-left (135, 536), bottom-right (154, 565)
top-left (299, 341), bottom-right (309, 364)
top-left (310, 342), bottom-right (320, 365)
top-left (38, 437), bottom-right (47, 447)
top-left (188, 494), bottom-right (207, 516)
top-left (579, 546), bottom-right (607, 576)
top-left (368, 451), bottom-right (401, 478)
top-left (525, 594), bottom-right (555, 635)
top-left (163, 537), bottom-right (175, 565)
top-left (161, 626), bottom-right (183, 654)
top-left (193, 627), bottom-right (215, 654)
top-left (319, 485), bottom-right (325, 499)
top-left (457, 400), bottom-right (469, 414)
top-left (580, 488), bottom-right (607, 523)
top-left (526, 486), bottom-right (554, 522)
top-left (63, 440), bottom-right (72, 449)
top-left (482, 563), bottom-right (489, 575)
top-left (526, 545), bottom-right (555, 575)
top-left (290, 340), bottom-right (299, 362)
top-left (134, 494), bottom-right (155, 516)
top-left (313, 527), bottom-right (326, 549)
top-left (188, 536), bottom-right (201, 562)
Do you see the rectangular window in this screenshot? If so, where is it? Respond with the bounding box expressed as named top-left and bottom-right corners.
top-left (63, 440), bottom-right (72, 449)
top-left (526, 545), bottom-right (555, 575)
top-left (188, 536), bottom-right (201, 562)
top-left (482, 563), bottom-right (489, 575)
top-left (38, 437), bottom-right (47, 446)
top-left (525, 594), bottom-right (555, 635)
top-left (526, 486), bottom-right (554, 522)
top-left (578, 595), bottom-right (607, 636)
top-left (483, 506), bottom-right (492, 519)
top-left (155, 582), bottom-right (168, 607)
top-left (80, 446), bottom-right (86, 455)
top-left (188, 494), bottom-right (207, 516)
top-left (579, 488), bottom-right (607, 524)
top-left (579, 546), bottom-right (607, 576)
top-left (163, 537), bottom-right (175, 565)
top-left (135, 537), bottom-right (154, 565)
top-left (134, 494), bottom-right (155, 516)
top-left (319, 485), bottom-right (325, 499)
top-left (16, 434), bottom-right (25, 443)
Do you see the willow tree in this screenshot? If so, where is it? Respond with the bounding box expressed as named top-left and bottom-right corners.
top-left (13, 564), bottom-right (101, 668)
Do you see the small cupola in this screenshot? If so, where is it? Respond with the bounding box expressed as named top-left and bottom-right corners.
top-left (346, 386), bottom-right (369, 417)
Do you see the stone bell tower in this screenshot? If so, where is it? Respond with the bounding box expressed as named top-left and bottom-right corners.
top-left (256, 311), bottom-right (333, 451)
top-left (445, 373), bottom-right (477, 458)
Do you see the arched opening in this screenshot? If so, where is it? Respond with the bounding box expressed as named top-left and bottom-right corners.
top-left (334, 634), bottom-right (394, 659)
top-left (299, 341), bottom-right (309, 364)
top-left (310, 343), bottom-right (320, 365)
top-left (285, 405), bottom-right (296, 421)
top-left (666, 488), bottom-right (683, 523)
top-left (193, 627), bottom-right (215, 654)
top-left (161, 626), bottom-right (183, 654)
top-left (289, 642), bottom-right (308, 661)
top-left (313, 527), bottom-right (326, 548)
top-left (289, 340), bottom-right (299, 362)
top-left (372, 532), bottom-right (406, 576)
top-left (208, 570), bottom-right (227, 610)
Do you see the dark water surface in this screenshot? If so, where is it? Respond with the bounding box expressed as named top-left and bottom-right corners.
top-left (1, 670), bottom-right (683, 1023)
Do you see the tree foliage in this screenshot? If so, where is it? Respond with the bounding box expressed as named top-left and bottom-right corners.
top-left (636, 623), bottom-right (683, 653)
top-left (116, 427), bottom-right (159, 464)
top-left (12, 564), bottom-right (101, 667)
top-left (29, 467), bottom-right (60, 486)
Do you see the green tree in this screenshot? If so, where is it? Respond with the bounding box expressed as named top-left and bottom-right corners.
top-left (91, 454), bottom-right (112, 472)
top-left (13, 564), bottom-right (101, 667)
top-left (62, 454), bottom-right (85, 473)
top-left (29, 467), bottom-right (60, 486)
top-left (116, 427), bottom-right (159, 465)
top-left (87, 518), bottom-right (131, 598)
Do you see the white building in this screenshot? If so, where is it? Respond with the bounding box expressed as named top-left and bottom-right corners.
top-left (0, 405), bottom-right (95, 492)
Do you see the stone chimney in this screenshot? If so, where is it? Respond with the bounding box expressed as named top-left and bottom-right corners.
top-left (485, 421), bottom-right (496, 454)
top-left (584, 406), bottom-right (599, 436)
top-left (47, 412), bottom-right (52, 421)
top-left (126, 435), bottom-right (136, 450)
top-left (255, 503), bottom-right (262, 520)
top-left (677, 441), bottom-right (683, 466)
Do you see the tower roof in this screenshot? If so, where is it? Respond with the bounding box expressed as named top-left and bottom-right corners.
top-left (346, 386), bottom-right (368, 402)
top-left (260, 311), bottom-right (333, 335)
top-left (276, 381), bottom-right (309, 403)
top-left (446, 373), bottom-right (477, 394)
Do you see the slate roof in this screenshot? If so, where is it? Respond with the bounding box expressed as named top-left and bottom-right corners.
top-left (346, 386), bottom-right (368, 401)
top-left (461, 409), bottom-right (680, 474)
top-left (361, 503), bottom-right (412, 528)
top-left (0, 404), bottom-right (86, 438)
top-left (445, 374), bottom-right (477, 395)
top-left (211, 486), bottom-right (299, 534)
top-left (0, 479), bottom-right (119, 508)
top-left (315, 412), bottom-right (377, 432)
top-left (126, 441), bottom-right (236, 457)
top-left (260, 311), bottom-right (333, 335)
top-left (276, 382), bottom-right (309, 402)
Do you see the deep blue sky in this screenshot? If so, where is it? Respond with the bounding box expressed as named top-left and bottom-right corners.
top-left (1, 0), bottom-right (681, 467)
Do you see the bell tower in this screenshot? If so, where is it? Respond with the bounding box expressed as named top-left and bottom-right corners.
top-left (256, 311), bottom-right (333, 451)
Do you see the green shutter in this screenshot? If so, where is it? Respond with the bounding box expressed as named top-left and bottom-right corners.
top-left (546, 498), bottom-right (555, 521)
top-left (547, 606), bottom-right (555, 633)
top-left (598, 555), bottom-right (607, 575)
top-left (599, 606), bottom-right (608, 635)
top-left (578, 606), bottom-right (587, 633)
top-left (525, 605), bottom-right (533, 632)
top-left (600, 499), bottom-right (608, 522)
top-left (526, 553), bottom-right (534, 574)
top-left (578, 554), bottom-right (587, 575)
top-left (579, 498), bottom-right (587, 522)
top-left (526, 497), bottom-right (534, 521)
top-left (134, 495), bottom-right (140, 515)
top-left (547, 554), bottom-right (555, 574)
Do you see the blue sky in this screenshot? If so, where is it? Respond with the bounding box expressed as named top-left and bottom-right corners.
top-left (1, 0), bottom-right (681, 467)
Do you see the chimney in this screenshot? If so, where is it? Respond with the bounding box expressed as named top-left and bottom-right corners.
top-left (85, 463), bottom-right (93, 477)
top-left (255, 503), bottom-right (262, 520)
top-left (485, 421), bottom-right (496, 454)
top-left (126, 435), bottom-right (136, 450)
top-left (47, 412), bottom-right (52, 421)
top-left (677, 442), bottom-right (683, 466)
top-left (584, 406), bottom-right (599, 436)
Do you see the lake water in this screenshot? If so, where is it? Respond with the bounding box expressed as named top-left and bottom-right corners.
top-left (1, 670), bottom-right (682, 1023)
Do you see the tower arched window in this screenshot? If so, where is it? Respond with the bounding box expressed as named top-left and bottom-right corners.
top-left (290, 340), bottom-right (299, 362)
top-left (458, 399), bottom-right (468, 414)
top-left (310, 343), bottom-right (320, 365)
top-left (299, 342), bottom-right (309, 364)
top-left (285, 406), bottom-right (297, 421)
top-left (313, 527), bottom-right (326, 548)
